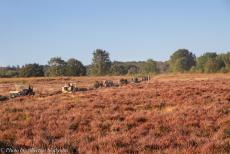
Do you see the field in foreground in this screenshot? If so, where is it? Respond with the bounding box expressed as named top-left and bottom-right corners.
top-left (0, 74), bottom-right (230, 153)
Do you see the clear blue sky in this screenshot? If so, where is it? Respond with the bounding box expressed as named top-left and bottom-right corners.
top-left (0, 0), bottom-right (230, 66)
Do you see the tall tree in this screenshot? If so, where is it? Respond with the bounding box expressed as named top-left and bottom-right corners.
top-left (196, 52), bottom-right (217, 72)
top-left (141, 59), bottom-right (158, 74)
top-left (170, 49), bottom-right (196, 72)
top-left (196, 52), bottom-right (224, 73)
top-left (66, 58), bottom-right (86, 76)
top-left (91, 49), bottom-right (111, 76)
top-left (218, 52), bottom-right (230, 71)
top-left (19, 63), bottom-right (44, 77)
top-left (46, 57), bottom-right (66, 76)
top-left (204, 58), bottom-right (221, 73)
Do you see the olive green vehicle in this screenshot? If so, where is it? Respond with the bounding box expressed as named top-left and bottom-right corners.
top-left (9, 84), bottom-right (35, 98)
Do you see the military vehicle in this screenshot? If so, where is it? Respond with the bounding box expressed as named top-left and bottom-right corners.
top-left (103, 80), bottom-right (114, 87)
top-left (119, 78), bottom-right (128, 85)
top-left (61, 83), bottom-right (78, 93)
top-left (9, 84), bottom-right (35, 98)
top-left (93, 81), bottom-right (103, 89)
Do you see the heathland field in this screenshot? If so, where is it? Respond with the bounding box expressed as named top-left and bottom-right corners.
top-left (0, 74), bottom-right (230, 153)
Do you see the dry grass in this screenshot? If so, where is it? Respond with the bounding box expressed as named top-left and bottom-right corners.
top-left (0, 74), bottom-right (230, 153)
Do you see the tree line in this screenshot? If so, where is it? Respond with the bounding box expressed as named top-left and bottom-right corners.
top-left (1, 49), bottom-right (230, 77)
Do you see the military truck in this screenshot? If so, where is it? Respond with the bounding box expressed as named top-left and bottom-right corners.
top-left (9, 84), bottom-right (35, 98)
top-left (61, 83), bottom-right (78, 93)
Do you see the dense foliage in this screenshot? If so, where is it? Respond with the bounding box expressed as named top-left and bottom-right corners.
top-left (66, 58), bottom-right (86, 76)
top-left (19, 63), bottom-right (44, 77)
top-left (1, 49), bottom-right (230, 77)
top-left (91, 49), bottom-right (112, 76)
top-left (169, 49), bottom-right (196, 72)
top-left (44, 57), bottom-right (86, 77)
top-left (0, 66), bottom-right (19, 78)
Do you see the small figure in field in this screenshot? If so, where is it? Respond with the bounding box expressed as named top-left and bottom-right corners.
top-left (141, 75), bottom-right (151, 82)
top-left (141, 76), bottom-right (148, 81)
top-left (9, 84), bottom-right (35, 98)
top-left (131, 77), bottom-right (140, 83)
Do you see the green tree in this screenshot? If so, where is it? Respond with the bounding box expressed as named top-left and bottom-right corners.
top-left (66, 58), bottom-right (86, 76)
top-left (110, 63), bottom-right (127, 75)
top-left (91, 49), bottom-right (111, 76)
top-left (170, 49), bottom-right (196, 72)
top-left (19, 63), bottom-right (44, 77)
top-left (218, 52), bottom-right (230, 71)
top-left (204, 58), bottom-right (219, 73)
top-left (196, 52), bottom-right (217, 72)
top-left (196, 52), bottom-right (224, 73)
top-left (141, 59), bottom-right (158, 74)
top-left (0, 66), bottom-right (19, 77)
top-left (173, 57), bottom-right (189, 72)
top-left (128, 65), bottom-right (139, 75)
top-left (46, 57), bottom-right (66, 76)
top-left (156, 61), bottom-right (170, 73)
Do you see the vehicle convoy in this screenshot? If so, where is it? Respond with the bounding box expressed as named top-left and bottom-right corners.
top-left (0, 76), bottom-right (152, 101)
top-left (9, 84), bottom-right (35, 98)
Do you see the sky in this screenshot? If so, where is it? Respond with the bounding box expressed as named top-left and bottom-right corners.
top-left (0, 0), bottom-right (230, 66)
